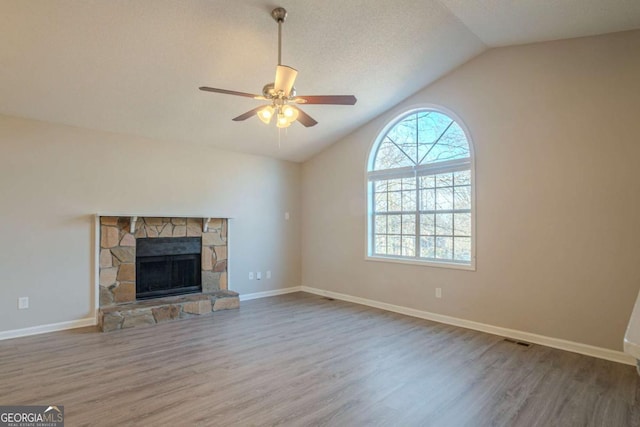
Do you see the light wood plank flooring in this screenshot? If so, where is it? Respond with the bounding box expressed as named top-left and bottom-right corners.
top-left (1, 292), bottom-right (639, 426)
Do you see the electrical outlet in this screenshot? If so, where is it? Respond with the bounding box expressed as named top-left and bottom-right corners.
top-left (285, 212), bottom-right (290, 220)
top-left (435, 288), bottom-right (442, 299)
top-left (248, 272), bottom-right (254, 280)
top-left (256, 271), bottom-right (262, 280)
top-left (18, 297), bottom-right (29, 310)
top-left (266, 270), bottom-right (271, 279)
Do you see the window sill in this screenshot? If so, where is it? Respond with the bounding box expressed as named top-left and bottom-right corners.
top-left (365, 255), bottom-right (476, 271)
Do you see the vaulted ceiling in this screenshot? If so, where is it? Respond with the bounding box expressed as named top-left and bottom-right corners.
top-left (2, 1), bottom-right (640, 162)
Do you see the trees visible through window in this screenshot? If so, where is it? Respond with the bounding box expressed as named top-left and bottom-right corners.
top-left (367, 109), bottom-right (474, 267)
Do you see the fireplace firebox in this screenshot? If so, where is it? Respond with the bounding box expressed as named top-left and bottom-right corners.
top-left (135, 237), bottom-right (202, 299)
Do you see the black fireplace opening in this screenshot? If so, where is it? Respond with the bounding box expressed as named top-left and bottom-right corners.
top-left (136, 237), bottom-right (202, 300)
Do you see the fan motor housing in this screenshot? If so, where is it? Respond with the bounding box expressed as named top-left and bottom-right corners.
top-left (262, 83), bottom-right (295, 99)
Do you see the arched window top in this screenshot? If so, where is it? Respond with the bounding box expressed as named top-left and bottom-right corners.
top-left (371, 110), bottom-right (470, 172)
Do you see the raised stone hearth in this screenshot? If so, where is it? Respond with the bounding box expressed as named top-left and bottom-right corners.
top-left (98, 290), bottom-right (240, 332)
top-left (97, 215), bottom-right (237, 332)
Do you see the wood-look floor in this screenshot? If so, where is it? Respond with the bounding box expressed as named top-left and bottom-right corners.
top-left (1, 292), bottom-right (639, 426)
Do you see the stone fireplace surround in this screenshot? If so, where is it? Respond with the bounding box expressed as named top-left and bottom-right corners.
top-left (97, 215), bottom-right (238, 332)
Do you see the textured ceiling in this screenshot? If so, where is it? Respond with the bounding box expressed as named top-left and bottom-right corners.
top-left (439, 0), bottom-right (640, 46)
top-left (1, 1), bottom-right (639, 162)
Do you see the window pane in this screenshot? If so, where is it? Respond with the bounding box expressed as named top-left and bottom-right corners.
top-left (374, 180), bottom-right (388, 192)
top-left (435, 213), bottom-right (453, 236)
top-left (454, 237), bottom-right (471, 261)
top-left (402, 177), bottom-right (417, 190)
top-left (388, 191), bottom-right (401, 211)
top-left (375, 235), bottom-right (387, 254)
top-left (375, 215), bottom-right (387, 234)
top-left (454, 170), bottom-right (470, 186)
top-left (420, 214), bottom-right (435, 235)
top-left (435, 237), bottom-right (453, 259)
top-left (417, 112), bottom-right (457, 163)
top-left (416, 129), bottom-right (435, 162)
top-left (388, 215), bottom-right (401, 234)
top-left (435, 187), bottom-right (453, 210)
top-left (436, 173), bottom-right (453, 187)
top-left (388, 178), bottom-right (402, 192)
top-left (402, 190), bottom-right (416, 211)
top-left (387, 116), bottom-right (418, 164)
top-left (420, 236), bottom-right (435, 258)
top-left (374, 139), bottom-right (414, 170)
top-left (402, 214), bottom-right (415, 235)
top-left (388, 236), bottom-right (402, 255)
top-left (422, 122), bottom-right (470, 164)
top-left (420, 175), bottom-right (435, 189)
top-left (420, 188), bottom-right (435, 211)
top-left (375, 192), bottom-right (387, 212)
top-left (453, 213), bottom-right (471, 236)
top-left (441, 123), bottom-right (471, 160)
top-left (454, 186), bottom-right (471, 210)
top-left (422, 112), bottom-right (452, 141)
top-left (402, 236), bottom-right (415, 257)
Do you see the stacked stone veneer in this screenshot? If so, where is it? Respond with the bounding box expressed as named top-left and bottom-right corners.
top-left (98, 291), bottom-right (239, 332)
top-left (98, 216), bottom-right (236, 332)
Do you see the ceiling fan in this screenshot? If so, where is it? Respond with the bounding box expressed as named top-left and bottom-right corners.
top-left (199, 7), bottom-right (357, 128)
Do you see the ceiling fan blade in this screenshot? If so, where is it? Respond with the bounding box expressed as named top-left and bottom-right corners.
top-left (199, 87), bottom-right (264, 99)
top-left (293, 106), bottom-right (318, 127)
top-left (294, 95), bottom-right (357, 105)
top-left (232, 106), bottom-right (265, 121)
top-left (274, 65), bottom-right (298, 97)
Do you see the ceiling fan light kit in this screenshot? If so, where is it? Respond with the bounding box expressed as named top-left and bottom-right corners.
top-left (257, 106), bottom-right (274, 124)
top-left (199, 7), bottom-right (357, 128)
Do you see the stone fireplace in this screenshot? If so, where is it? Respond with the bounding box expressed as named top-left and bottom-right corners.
top-left (97, 216), bottom-right (238, 332)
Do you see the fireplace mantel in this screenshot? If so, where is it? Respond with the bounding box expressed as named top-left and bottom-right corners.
top-left (95, 214), bottom-right (234, 233)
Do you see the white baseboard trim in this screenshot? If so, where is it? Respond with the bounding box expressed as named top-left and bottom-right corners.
top-left (0, 287), bottom-right (297, 341)
top-left (0, 317), bottom-right (97, 341)
top-left (300, 286), bottom-right (635, 366)
top-left (240, 286), bottom-right (302, 302)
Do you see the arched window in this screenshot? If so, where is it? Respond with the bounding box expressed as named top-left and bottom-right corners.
top-left (367, 107), bottom-right (474, 268)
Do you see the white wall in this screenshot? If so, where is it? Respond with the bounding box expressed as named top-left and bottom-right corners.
top-left (301, 30), bottom-right (640, 351)
top-left (0, 115), bottom-right (300, 332)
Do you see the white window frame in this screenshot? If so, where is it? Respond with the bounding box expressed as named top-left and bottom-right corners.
top-left (365, 105), bottom-right (476, 271)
